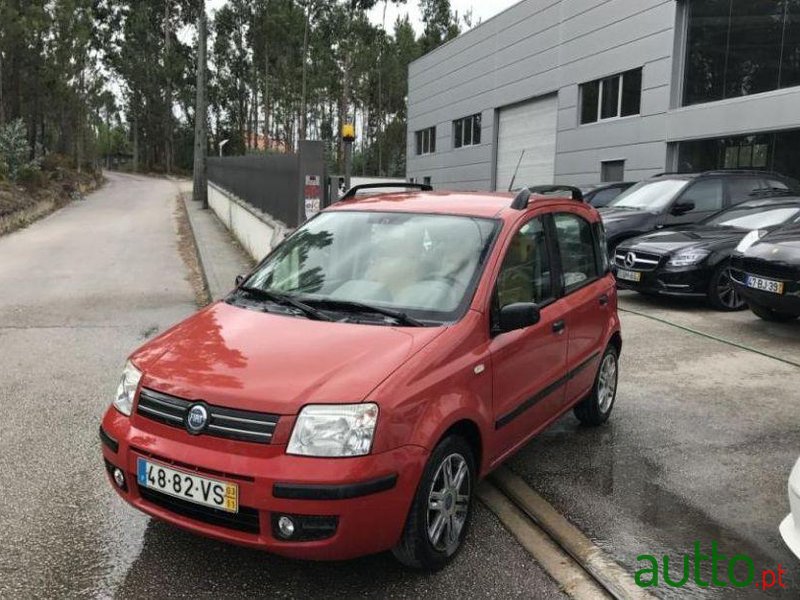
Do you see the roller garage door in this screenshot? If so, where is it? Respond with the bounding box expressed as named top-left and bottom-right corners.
top-left (495, 94), bottom-right (558, 191)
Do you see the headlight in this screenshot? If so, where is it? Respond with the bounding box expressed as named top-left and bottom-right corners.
top-left (667, 249), bottom-right (710, 267)
top-left (287, 403), bottom-right (378, 457)
top-left (736, 229), bottom-right (767, 253)
top-left (113, 360), bottom-right (142, 416)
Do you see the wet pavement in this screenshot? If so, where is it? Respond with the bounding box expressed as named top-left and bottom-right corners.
top-left (508, 293), bottom-right (800, 598)
top-left (0, 173), bottom-right (565, 599)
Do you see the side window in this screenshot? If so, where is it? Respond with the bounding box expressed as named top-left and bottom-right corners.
top-left (495, 218), bottom-right (553, 310)
top-left (727, 177), bottom-right (763, 203)
top-left (679, 178), bottom-right (724, 212)
top-left (553, 213), bottom-right (600, 293)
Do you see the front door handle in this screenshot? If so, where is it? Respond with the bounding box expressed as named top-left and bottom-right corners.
top-left (552, 320), bottom-right (566, 334)
top-left (599, 294), bottom-right (609, 306)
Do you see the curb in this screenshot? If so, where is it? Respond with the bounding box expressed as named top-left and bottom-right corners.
top-left (477, 482), bottom-right (612, 599)
top-left (178, 192), bottom-right (212, 306)
top-left (490, 467), bottom-right (655, 600)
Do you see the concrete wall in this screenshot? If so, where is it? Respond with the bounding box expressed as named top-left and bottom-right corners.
top-left (407, 0), bottom-right (677, 187)
top-left (208, 182), bottom-right (288, 262)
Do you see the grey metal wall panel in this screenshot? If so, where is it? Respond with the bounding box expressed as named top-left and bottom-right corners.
top-left (665, 87), bottom-right (800, 142)
top-left (407, 0), bottom-right (676, 187)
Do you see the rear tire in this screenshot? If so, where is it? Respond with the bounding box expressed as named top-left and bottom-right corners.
top-left (574, 345), bottom-right (619, 427)
top-left (749, 302), bottom-right (798, 322)
top-left (392, 436), bottom-right (475, 571)
top-left (708, 263), bottom-right (745, 311)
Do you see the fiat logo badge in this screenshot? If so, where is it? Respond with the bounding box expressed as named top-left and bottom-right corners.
top-left (186, 404), bottom-right (208, 434)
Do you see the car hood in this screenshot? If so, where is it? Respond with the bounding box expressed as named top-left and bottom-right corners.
top-left (620, 226), bottom-right (747, 254)
top-left (130, 301), bottom-right (446, 414)
top-left (599, 207), bottom-right (651, 222)
top-left (746, 224), bottom-right (800, 265)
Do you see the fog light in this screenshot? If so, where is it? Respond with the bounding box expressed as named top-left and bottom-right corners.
top-left (277, 516), bottom-right (295, 539)
top-left (113, 468), bottom-right (126, 489)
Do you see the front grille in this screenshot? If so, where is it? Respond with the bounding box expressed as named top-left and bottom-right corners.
top-left (139, 486), bottom-right (260, 534)
top-left (136, 388), bottom-right (280, 444)
top-left (614, 250), bottom-right (662, 272)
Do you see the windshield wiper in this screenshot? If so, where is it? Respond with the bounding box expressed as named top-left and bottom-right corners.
top-left (302, 298), bottom-right (425, 327)
top-left (237, 286), bottom-right (333, 322)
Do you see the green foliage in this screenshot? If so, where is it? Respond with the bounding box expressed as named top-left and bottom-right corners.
top-left (0, 119), bottom-right (40, 181)
top-left (0, 0), bottom-right (470, 177)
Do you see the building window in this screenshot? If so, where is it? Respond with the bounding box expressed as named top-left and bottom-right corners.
top-left (423, 176), bottom-right (432, 186)
top-left (601, 160), bottom-right (626, 183)
top-left (580, 69), bottom-right (642, 124)
top-left (415, 127), bottom-right (436, 155)
top-left (683, 0), bottom-right (800, 107)
top-left (453, 114), bottom-right (482, 148)
top-left (676, 129), bottom-right (800, 181)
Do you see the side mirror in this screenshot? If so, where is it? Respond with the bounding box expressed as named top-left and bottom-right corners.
top-left (498, 303), bottom-right (541, 334)
top-left (235, 274), bottom-right (245, 287)
top-left (670, 201), bottom-right (695, 216)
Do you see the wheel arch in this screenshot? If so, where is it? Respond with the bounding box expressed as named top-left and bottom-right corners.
top-left (437, 419), bottom-right (483, 476)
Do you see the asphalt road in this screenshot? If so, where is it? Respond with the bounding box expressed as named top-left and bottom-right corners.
top-left (0, 173), bottom-right (564, 599)
top-left (508, 292), bottom-right (800, 599)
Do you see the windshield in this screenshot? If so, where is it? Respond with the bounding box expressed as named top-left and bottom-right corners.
top-left (703, 205), bottom-right (800, 230)
top-left (608, 179), bottom-right (689, 211)
top-left (242, 211), bottom-right (499, 324)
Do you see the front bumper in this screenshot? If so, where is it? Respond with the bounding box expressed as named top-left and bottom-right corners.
top-left (613, 264), bottom-right (711, 297)
top-left (730, 270), bottom-right (800, 316)
top-left (100, 409), bottom-right (427, 560)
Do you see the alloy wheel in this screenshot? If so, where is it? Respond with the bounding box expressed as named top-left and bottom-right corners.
top-left (597, 353), bottom-right (618, 413)
top-left (716, 268), bottom-right (744, 310)
top-left (426, 453), bottom-right (470, 553)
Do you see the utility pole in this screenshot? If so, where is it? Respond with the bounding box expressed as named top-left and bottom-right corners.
top-left (192, 0), bottom-right (208, 209)
top-left (299, 0), bottom-right (311, 142)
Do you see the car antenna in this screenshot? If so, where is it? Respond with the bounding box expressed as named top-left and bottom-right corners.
top-left (508, 150), bottom-right (526, 192)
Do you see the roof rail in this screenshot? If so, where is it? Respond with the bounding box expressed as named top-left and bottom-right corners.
top-left (341, 182), bottom-right (432, 201)
top-left (511, 185), bottom-right (584, 210)
top-left (700, 169), bottom-right (782, 177)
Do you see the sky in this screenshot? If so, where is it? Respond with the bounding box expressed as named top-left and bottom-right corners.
top-left (205, 1), bottom-right (521, 34)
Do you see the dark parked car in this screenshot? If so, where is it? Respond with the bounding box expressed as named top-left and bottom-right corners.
top-left (599, 170), bottom-right (800, 252)
top-left (731, 223), bottom-right (800, 322)
top-left (614, 198), bottom-right (800, 310)
top-left (581, 182), bottom-right (636, 208)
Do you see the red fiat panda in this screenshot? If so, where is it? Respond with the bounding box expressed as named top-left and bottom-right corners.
top-left (100, 184), bottom-right (621, 570)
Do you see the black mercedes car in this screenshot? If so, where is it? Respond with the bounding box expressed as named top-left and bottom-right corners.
top-left (614, 198), bottom-right (800, 310)
top-left (600, 170), bottom-right (800, 252)
top-left (731, 223), bottom-right (800, 322)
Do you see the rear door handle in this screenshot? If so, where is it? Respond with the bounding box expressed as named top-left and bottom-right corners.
top-left (599, 294), bottom-right (609, 306)
top-left (552, 320), bottom-right (566, 334)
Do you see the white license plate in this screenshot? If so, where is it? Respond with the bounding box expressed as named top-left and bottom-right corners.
top-left (616, 269), bottom-right (642, 282)
top-left (746, 275), bottom-right (784, 295)
top-left (137, 458), bottom-right (238, 513)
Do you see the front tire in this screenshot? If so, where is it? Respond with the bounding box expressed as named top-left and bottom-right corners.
top-left (392, 436), bottom-right (475, 571)
top-left (708, 263), bottom-right (746, 311)
top-left (574, 345), bottom-right (619, 426)
top-left (749, 302), bottom-right (798, 322)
